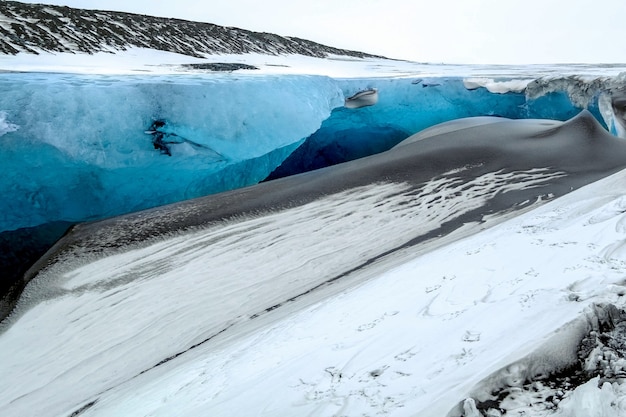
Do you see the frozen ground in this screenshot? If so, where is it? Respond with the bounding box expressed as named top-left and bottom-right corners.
top-left (1, 51), bottom-right (626, 416)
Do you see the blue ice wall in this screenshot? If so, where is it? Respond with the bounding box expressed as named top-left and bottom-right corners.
top-left (0, 73), bottom-right (612, 236)
top-left (267, 78), bottom-right (601, 180)
top-left (0, 73), bottom-right (342, 232)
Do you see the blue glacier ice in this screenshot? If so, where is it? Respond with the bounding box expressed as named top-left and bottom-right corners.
top-left (0, 73), bottom-right (343, 232)
top-left (267, 77), bottom-right (608, 180)
top-left (0, 72), bottom-right (622, 238)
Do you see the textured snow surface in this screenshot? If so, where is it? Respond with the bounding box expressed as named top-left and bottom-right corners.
top-left (2, 164), bottom-right (626, 417)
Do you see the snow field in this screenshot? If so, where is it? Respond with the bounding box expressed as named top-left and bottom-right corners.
top-left (69, 169), bottom-right (626, 417)
top-left (1, 169), bottom-right (626, 416)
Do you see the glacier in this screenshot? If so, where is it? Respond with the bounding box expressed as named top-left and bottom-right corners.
top-left (3, 52), bottom-right (626, 417)
top-left (3, 65), bottom-right (626, 330)
top-left (0, 73), bottom-right (344, 231)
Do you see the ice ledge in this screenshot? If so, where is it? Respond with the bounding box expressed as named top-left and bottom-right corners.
top-left (4, 48), bottom-right (626, 77)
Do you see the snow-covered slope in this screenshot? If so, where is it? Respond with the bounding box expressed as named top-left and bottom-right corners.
top-left (1, 139), bottom-right (626, 417)
top-left (2, 112), bottom-right (626, 417)
top-left (0, 1), bottom-right (381, 59)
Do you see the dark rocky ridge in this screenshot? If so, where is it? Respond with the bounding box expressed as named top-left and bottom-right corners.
top-left (0, 1), bottom-right (384, 59)
top-left (457, 302), bottom-right (626, 417)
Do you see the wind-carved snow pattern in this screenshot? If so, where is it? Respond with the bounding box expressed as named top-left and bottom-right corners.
top-left (24, 167), bottom-right (564, 303)
top-left (38, 168), bottom-right (626, 417)
top-left (0, 168), bottom-right (565, 417)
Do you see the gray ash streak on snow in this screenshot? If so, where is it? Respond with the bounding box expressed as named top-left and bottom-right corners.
top-left (68, 400), bottom-right (97, 417)
top-left (59, 168), bottom-right (566, 378)
top-left (0, 1), bottom-right (382, 59)
top-left (138, 323), bottom-right (236, 375)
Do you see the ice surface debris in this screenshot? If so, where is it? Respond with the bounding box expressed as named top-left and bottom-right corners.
top-left (454, 303), bottom-right (626, 417)
top-left (344, 88), bottom-right (378, 108)
top-left (0, 111), bottom-right (18, 137)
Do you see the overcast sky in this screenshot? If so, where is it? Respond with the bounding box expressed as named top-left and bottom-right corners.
top-left (18, 0), bottom-right (626, 64)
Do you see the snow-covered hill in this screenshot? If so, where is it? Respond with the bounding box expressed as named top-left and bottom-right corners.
top-left (0, 1), bottom-right (382, 59)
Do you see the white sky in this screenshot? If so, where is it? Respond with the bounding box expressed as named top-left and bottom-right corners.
top-left (17, 0), bottom-right (626, 64)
